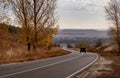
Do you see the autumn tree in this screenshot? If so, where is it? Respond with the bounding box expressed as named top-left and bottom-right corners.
top-left (31, 0), bottom-right (57, 50)
top-left (37, 27), bottom-right (58, 48)
top-left (8, 0), bottom-right (58, 51)
top-left (9, 0), bottom-right (34, 51)
top-left (105, 0), bottom-right (120, 54)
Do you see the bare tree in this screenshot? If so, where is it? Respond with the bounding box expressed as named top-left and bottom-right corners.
top-left (9, 0), bottom-right (33, 51)
top-left (0, 0), bottom-right (10, 23)
top-left (8, 0), bottom-right (58, 51)
top-left (30, 0), bottom-right (57, 50)
top-left (105, 0), bottom-right (120, 54)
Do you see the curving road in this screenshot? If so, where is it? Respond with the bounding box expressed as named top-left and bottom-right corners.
top-left (0, 48), bottom-right (98, 78)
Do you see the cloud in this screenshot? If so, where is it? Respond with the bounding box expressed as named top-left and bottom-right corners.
top-left (57, 0), bottom-right (110, 13)
top-left (57, 0), bottom-right (110, 29)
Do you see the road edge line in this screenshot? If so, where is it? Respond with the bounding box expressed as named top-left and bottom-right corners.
top-left (66, 54), bottom-right (99, 78)
top-left (0, 55), bottom-right (81, 78)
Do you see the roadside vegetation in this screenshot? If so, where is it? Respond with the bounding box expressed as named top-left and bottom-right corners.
top-left (80, 43), bottom-right (120, 78)
top-left (0, 47), bottom-right (69, 64)
top-left (0, 0), bottom-right (70, 64)
top-left (77, 0), bottom-right (120, 77)
top-left (96, 0), bottom-right (120, 77)
top-left (86, 0), bottom-right (120, 77)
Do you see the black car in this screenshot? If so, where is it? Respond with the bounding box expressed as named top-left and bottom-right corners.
top-left (80, 48), bottom-right (86, 53)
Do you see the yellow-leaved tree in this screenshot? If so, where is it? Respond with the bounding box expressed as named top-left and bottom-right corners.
top-left (9, 0), bottom-right (58, 51)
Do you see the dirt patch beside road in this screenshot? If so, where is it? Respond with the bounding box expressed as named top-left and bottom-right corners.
top-left (77, 56), bottom-right (113, 78)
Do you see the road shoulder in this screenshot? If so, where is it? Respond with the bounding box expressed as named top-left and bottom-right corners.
top-left (76, 56), bottom-right (113, 78)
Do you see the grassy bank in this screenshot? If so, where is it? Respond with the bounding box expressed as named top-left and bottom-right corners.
top-left (0, 47), bottom-right (70, 64)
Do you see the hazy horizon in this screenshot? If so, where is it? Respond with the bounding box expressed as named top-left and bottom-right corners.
top-left (59, 28), bottom-right (108, 30)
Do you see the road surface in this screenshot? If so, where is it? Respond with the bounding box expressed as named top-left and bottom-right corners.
top-left (0, 48), bottom-right (98, 78)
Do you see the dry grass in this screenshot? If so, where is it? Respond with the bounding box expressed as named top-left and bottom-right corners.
top-left (82, 45), bottom-right (120, 78)
top-left (0, 47), bottom-right (70, 64)
top-left (76, 51), bottom-right (119, 78)
top-left (95, 52), bottom-right (120, 78)
top-left (77, 56), bottom-right (113, 78)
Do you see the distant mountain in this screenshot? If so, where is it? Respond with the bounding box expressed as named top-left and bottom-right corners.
top-left (53, 29), bottom-right (109, 44)
top-left (55, 29), bottom-right (108, 38)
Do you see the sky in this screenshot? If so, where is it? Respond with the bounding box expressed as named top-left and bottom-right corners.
top-left (57, 0), bottom-right (110, 29)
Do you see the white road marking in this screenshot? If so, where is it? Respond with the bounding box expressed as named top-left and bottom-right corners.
top-left (0, 55), bottom-right (81, 78)
top-left (0, 63), bottom-right (17, 67)
top-left (0, 48), bottom-right (73, 67)
top-left (66, 54), bottom-right (99, 78)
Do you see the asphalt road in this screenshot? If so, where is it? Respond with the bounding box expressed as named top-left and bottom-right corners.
top-left (0, 48), bottom-right (98, 78)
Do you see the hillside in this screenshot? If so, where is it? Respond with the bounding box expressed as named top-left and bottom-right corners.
top-left (56, 29), bottom-right (108, 38)
top-left (0, 23), bottom-right (21, 34)
top-left (54, 29), bottom-right (109, 44)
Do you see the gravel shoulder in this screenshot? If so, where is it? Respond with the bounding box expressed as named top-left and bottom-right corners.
top-left (76, 56), bottom-right (113, 78)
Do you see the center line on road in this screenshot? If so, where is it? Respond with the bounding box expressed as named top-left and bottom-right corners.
top-left (0, 55), bottom-right (82, 78)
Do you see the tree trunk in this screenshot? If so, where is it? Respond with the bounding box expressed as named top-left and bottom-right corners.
top-left (27, 42), bottom-right (31, 51)
top-left (115, 16), bottom-right (120, 54)
top-left (33, 0), bottom-right (37, 51)
top-left (27, 36), bottom-right (31, 51)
